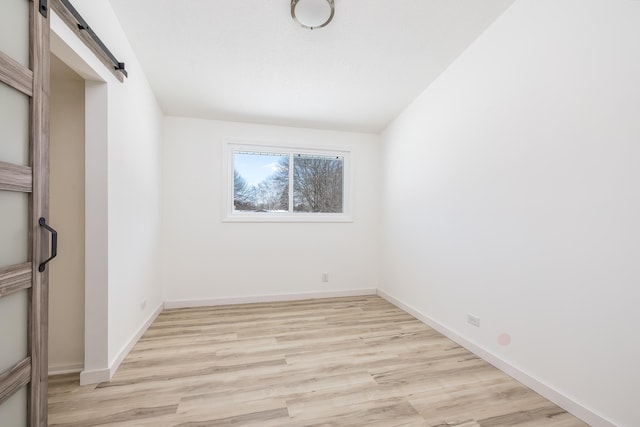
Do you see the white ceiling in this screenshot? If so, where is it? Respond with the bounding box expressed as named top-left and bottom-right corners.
top-left (108, 0), bottom-right (514, 133)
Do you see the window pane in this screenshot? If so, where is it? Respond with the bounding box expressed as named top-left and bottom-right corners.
top-left (0, 0), bottom-right (30, 67)
top-left (233, 152), bottom-right (289, 212)
top-left (0, 191), bottom-right (29, 269)
top-left (293, 154), bottom-right (344, 213)
top-left (0, 385), bottom-right (27, 427)
top-left (0, 81), bottom-right (30, 166)
top-left (0, 289), bottom-right (28, 374)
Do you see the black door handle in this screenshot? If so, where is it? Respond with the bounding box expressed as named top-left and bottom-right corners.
top-left (39, 217), bottom-right (58, 272)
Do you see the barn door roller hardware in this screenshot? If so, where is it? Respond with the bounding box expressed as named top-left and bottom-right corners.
top-left (39, 0), bottom-right (48, 17)
top-left (58, 0), bottom-right (128, 78)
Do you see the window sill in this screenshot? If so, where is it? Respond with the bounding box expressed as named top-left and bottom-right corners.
top-left (222, 213), bottom-right (353, 223)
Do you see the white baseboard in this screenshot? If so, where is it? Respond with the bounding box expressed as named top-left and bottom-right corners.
top-left (164, 288), bottom-right (377, 309)
top-left (80, 302), bottom-right (163, 385)
top-left (79, 292), bottom-right (378, 385)
top-left (48, 363), bottom-right (83, 376)
top-left (376, 289), bottom-right (616, 427)
top-left (79, 367), bottom-right (110, 385)
top-left (108, 302), bottom-right (164, 376)
top-left (76, 288), bottom-right (614, 427)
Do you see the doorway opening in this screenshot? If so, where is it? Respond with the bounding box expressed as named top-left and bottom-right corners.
top-left (48, 54), bottom-right (86, 375)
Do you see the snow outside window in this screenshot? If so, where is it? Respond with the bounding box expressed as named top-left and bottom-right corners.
top-left (223, 142), bottom-right (351, 222)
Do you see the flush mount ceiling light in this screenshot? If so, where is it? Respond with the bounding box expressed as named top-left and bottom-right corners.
top-left (291, 0), bottom-right (335, 30)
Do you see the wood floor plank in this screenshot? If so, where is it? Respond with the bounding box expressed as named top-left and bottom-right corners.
top-left (48, 404), bottom-right (178, 427)
top-left (48, 296), bottom-right (588, 427)
top-left (289, 398), bottom-right (426, 427)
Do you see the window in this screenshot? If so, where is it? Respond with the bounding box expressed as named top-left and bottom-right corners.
top-left (223, 141), bottom-right (351, 222)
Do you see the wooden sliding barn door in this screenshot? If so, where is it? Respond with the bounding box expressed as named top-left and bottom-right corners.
top-left (0, 0), bottom-right (50, 426)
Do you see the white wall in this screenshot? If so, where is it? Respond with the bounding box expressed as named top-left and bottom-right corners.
top-left (380, 1), bottom-right (639, 426)
top-left (161, 117), bottom-right (380, 303)
top-left (104, 46), bottom-right (163, 372)
top-left (46, 2), bottom-right (639, 422)
top-left (50, 0), bottom-right (164, 382)
top-left (49, 55), bottom-right (85, 373)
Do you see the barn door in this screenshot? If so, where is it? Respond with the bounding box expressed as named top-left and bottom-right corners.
top-left (0, 0), bottom-right (51, 426)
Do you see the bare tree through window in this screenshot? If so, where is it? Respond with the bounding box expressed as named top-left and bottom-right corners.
top-left (293, 154), bottom-right (343, 213)
top-left (232, 150), bottom-right (345, 214)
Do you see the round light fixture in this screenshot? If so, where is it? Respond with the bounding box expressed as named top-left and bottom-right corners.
top-left (291, 0), bottom-right (335, 30)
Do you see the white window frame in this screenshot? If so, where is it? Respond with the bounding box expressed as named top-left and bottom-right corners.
top-left (222, 140), bottom-right (352, 222)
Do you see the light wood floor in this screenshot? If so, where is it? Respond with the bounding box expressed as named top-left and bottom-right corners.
top-left (48, 296), bottom-right (588, 427)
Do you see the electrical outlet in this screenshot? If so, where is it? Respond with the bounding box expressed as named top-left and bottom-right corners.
top-left (322, 272), bottom-right (329, 283)
top-left (467, 313), bottom-right (480, 327)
